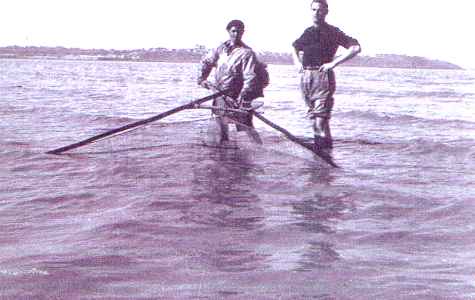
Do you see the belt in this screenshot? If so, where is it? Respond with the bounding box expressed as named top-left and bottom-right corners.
top-left (303, 66), bottom-right (321, 70)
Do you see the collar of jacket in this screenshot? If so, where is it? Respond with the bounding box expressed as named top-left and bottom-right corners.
top-left (223, 40), bottom-right (245, 54)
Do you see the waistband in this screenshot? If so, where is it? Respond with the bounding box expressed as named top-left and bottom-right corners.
top-left (303, 66), bottom-right (321, 70)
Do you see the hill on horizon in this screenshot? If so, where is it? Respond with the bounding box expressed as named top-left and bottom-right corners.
top-left (0, 45), bottom-right (463, 70)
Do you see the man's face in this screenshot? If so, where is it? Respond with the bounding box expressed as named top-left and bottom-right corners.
top-left (311, 2), bottom-right (328, 25)
top-left (228, 26), bottom-right (244, 44)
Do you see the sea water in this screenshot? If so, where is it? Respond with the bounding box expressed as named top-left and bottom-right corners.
top-left (1, 59), bottom-right (474, 299)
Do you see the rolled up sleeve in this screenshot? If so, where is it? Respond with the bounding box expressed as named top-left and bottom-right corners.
top-left (293, 32), bottom-right (307, 51)
top-left (198, 47), bottom-right (220, 83)
top-left (334, 27), bottom-right (359, 48)
top-left (239, 52), bottom-right (258, 102)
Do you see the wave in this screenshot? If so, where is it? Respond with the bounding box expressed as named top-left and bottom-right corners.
top-left (400, 137), bottom-right (474, 153)
top-left (336, 110), bottom-right (475, 127)
top-left (55, 106), bottom-right (475, 134)
top-left (0, 268), bottom-right (49, 277)
top-left (393, 90), bottom-right (472, 100)
top-left (60, 111), bottom-right (207, 131)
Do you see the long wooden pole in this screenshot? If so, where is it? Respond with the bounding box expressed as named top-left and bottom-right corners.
top-left (204, 83), bottom-right (339, 167)
top-left (46, 91), bottom-right (225, 155)
top-left (252, 112), bottom-right (339, 168)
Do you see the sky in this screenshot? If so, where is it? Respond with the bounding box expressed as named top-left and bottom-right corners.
top-left (1, 0), bottom-right (474, 69)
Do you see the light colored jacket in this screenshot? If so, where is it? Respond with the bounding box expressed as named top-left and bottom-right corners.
top-left (199, 41), bottom-right (259, 101)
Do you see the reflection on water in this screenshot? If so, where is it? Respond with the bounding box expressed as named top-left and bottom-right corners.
top-left (292, 166), bottom-right (353, 273)
top-left (185, 148), bottom-right (268, 274)
top-left (291, 193), bottom-right (349, 272)
top-left (189, 148), bottom-right (264, 230)
top-left (296, 241), bottom-right (340, 272)
top-left (184, 146), bottom-right (353, 276)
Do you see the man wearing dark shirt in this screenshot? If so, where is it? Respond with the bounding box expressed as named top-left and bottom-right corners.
top-left (293, 0), bottom-right (361, 150)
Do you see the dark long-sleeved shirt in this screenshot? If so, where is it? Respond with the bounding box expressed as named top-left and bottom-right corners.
top-left (293, 23), bottom-right (359, 67)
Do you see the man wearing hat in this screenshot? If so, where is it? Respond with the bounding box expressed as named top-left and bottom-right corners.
top-left (293, 0), bottom-right (361, 150)
top-left (198, 19), bottom-right (263, 145)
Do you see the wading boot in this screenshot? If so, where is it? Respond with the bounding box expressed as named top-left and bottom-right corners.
top-left (314, 136), bottom-right (333, 151)
top-left (323, 137), bottom-right (333, 149)
top-left (314, 135), bottom-right (325, 151)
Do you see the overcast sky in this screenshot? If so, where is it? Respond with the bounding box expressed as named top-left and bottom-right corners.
top-left (1, 0), bottom-right (474, 68)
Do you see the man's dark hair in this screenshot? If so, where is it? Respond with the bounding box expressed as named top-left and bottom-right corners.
top-left (311, 0), bottom-right (328, 9)
top-left (226, 19), bottom-right (245, 31)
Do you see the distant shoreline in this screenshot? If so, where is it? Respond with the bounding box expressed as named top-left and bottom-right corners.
top-left (0, 46), bottom-right (463, 70)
